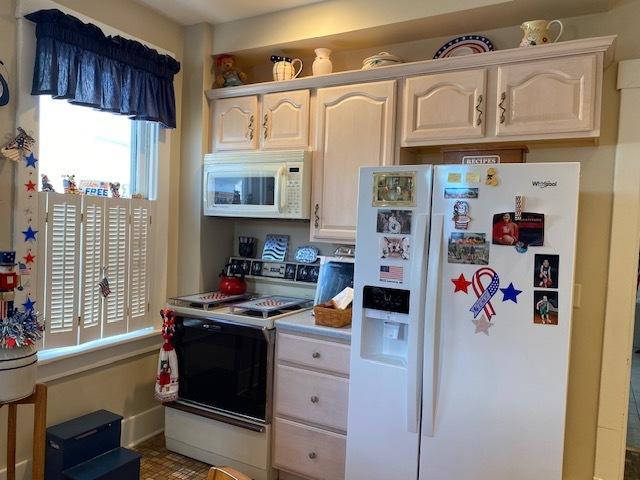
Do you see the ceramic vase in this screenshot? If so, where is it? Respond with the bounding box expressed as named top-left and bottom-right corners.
top-left (312, 48), bottom-right (333, 76)
top-left (0, 344), bottom-right (37, 402)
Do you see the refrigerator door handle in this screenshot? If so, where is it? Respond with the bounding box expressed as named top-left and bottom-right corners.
top-left (423, 213), bottom-right (444, 438)
top-left (406, 213), bottom-right (429, 434)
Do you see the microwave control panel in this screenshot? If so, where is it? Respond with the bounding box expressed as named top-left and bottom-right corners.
top-left (285, 166), bottom-right (302, 215)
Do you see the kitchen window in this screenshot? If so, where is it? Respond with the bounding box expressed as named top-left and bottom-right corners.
top-left (37, 96), bottom-right (159, 350)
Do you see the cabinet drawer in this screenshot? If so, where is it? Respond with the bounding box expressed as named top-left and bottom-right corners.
top-left (276, 364), bottom-right (349, 431)
top-left (274, 418), bottom-right (346, 480)
top-left (277, 332), bottom-right (350, 375)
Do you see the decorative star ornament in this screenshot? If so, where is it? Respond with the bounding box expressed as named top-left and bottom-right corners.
top-left (25, 179), bottom-right (36, 192)
top-left (451, 273), bottom-right (472, 294)
top-left (23, 252), bottom-right (35, 264)
top-left (23, 297), bottom-right (36, 312)
top-left (499, 282), bottom-right (522, 303)
top-left (472, 315), bottom-right (493, 335)
top-left (22, 226), bottom-right (38, 242)
top-left (25, 153), bottom-right (38, 168)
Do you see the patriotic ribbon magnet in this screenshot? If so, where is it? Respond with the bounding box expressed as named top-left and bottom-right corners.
top-left (470, 267), bottom-right (500, 319)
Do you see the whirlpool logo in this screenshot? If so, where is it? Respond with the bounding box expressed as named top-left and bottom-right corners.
top-left (532, 180), bottom-right (558, 188)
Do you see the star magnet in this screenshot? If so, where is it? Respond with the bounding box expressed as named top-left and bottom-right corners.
top-left (472, 315), bottom-right (493, 335)
top-left (500, 282), bottom-right (522, 303)
top-left (451, 273), bottom-right (472, 294)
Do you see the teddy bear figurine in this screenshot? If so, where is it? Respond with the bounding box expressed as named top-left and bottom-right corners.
top-left (213, 54), bottom-right (247, 88)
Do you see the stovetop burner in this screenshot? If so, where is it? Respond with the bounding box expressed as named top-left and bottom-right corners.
top-left (238, 304), bottom-right (304, 318)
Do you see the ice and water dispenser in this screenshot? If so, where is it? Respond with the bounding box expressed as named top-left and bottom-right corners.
top-left (360, 286), bottom-right (412, 366)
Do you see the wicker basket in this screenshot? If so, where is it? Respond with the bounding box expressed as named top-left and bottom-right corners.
top-left (314, 306), bottom-right (352, 328)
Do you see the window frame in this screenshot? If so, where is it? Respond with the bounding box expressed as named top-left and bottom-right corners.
top-left (14, 0), bottom-right (173, 376)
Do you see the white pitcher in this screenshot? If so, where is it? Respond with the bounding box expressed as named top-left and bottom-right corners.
top-left (271, 55), bottom-right (303, 81)
top-left (519, 19), bottom-right (563, 47)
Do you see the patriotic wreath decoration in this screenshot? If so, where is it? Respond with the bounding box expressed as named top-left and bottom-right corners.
top-left (0, 309), bottom-right (43, 349)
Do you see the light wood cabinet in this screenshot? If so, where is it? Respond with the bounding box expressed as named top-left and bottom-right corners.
top-left (211, 96), bottom-right (258, 150)
top-left (261, 90), bottom-right (310, 149)
top-left (311, 80), bottom-right (396, 244)
top-left (495, 55), bottom-right (597, 137)
top-left (402, 69), bottom-right (486, 145)
top-left (273, 330), bottom-right (351, 480)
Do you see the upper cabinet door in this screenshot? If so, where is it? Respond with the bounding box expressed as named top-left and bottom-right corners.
top-left (212, 96), bottom-right (258, 150)
top-left (312, 80), bottom-right (396, 244)
top-left (496, 55), bottom-right (597, 137)
top-left (402, 69), bottom-right (486, 145)
top-left (261, 90), bottom-right (310, 150)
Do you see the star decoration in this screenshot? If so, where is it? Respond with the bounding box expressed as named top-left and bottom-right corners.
top-left (22, 226), bottom-right (38, 242)
top-left (23, 252), bottom-right (35, 264)
top-left (451, 273), bottom-right (472, 294)
top-left (500, 282), bottom-right (522, 303)
top-left (23, 297), bottom-right (36, 312)
top-left (25, 153), bottom-right (38, 168)
top-left (472, 316), bottom-right (493, 335)
top-left (25, 180), bottom-right (36, 191)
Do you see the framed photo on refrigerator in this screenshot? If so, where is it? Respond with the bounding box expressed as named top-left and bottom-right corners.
top-left (372, 171), bottom-right (416, 207)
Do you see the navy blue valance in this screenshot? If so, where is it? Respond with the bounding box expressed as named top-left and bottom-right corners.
top-left (25, 9), bottom-right (180, 128)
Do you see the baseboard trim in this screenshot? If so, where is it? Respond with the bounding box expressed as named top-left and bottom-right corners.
top-left (0, 405), bottom-right (165, 479)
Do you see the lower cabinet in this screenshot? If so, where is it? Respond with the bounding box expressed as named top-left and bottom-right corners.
top-left (273, 330), bottom-right (350, 480)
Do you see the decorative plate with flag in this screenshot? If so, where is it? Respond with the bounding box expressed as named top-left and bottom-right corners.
top-left (433, 35), bottom-right (494, 59)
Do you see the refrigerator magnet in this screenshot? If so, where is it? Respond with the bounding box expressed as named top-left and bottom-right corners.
top-left (472, 315), bottom-right (493, 335)
top-left (447, 172), bottom-right (462, 183)
top-left (534, 290), bottom-right (558, 325)
top-left (376, 210), bottom-right (412, 234)
top-left (534, 254), bottom-right (559, 289)
top-left (444, 187), bottom-right (478, 199)
top-left (499, 282), bottom-right (522, 303)
top-left (380, 237), bottom-right (410, 260)
top-left (372, 172), bottom-right (416, 207)
top-left (515, 241), bottom-right (528, 253)
top-left (451, 273), bottom-right (472, 294)
top-left (465, 172), bottom-right (481, 183)
top-left (485, 167), bottom-right (500, 186)
top-left (447, 232), bottom-right (490, 265)
top-left (492, 212), bottom-right (544, 247)
top-left (379, 265), bottom-right (404, 284)
top-left (452, 201), bottom-right (471, 230)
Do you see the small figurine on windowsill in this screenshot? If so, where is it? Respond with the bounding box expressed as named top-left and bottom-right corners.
top-left (213, 54), bottom-right (247, 88)
top-left (41, 174), bottom-right (55, 192)
top-left (109, 182), bottom-right (121, 198)
top-left (62, 175), bottom-right (79, 194)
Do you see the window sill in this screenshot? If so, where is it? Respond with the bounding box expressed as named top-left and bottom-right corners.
top-left (37, 327), bottom-right (162, 383)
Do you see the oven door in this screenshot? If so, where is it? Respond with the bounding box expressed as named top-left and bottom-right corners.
top-left (203, 163), bottom-right (286, 217)
top-left (173, 317), bottom-right (273, 424)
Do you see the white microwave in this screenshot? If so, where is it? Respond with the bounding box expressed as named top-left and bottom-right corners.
top-left (203, 150), bottom-right (311, 219)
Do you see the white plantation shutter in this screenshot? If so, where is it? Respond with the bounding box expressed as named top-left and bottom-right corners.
top-left (43, 193), bottom-right (81, 348)
top-left (129, 199), bottom-right (153, 331)
top-left (79, 197), bottom-right (104, 343)
top-left (103, 198), bottom-right (130, 337)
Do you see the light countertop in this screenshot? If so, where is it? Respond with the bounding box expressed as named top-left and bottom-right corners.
top-left (275, 310), bottom-right (351, 342)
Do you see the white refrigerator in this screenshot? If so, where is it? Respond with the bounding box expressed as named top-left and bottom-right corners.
top-left (345, 163), bottom-right (579, 480)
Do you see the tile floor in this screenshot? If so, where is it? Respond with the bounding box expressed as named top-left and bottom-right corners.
top-left (133, 434), bottom-right (211, 479)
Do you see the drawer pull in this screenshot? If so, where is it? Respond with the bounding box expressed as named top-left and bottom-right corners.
top-left (310, 395), bottom-right (319, 404)
top-left (308, 452), bottom-right (317, 459)
top-left (499, 92), bottom-right (506, 124)
top-left (312, 351), bottom-right (321, 359)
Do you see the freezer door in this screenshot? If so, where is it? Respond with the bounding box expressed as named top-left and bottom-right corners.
top-left (345, 165), bottom-right (432, 480)
top-left (419, 163), bottom-right (580, 480)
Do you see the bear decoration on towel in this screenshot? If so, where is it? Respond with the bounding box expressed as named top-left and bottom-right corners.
top-left (154, 308), bottom-right (179, 402)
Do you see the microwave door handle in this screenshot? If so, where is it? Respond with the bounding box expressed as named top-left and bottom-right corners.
top-left (277, 166), bottom-right (287, 212)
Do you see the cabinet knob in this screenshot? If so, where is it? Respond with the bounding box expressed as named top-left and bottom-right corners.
top-left (308, 452), bottom-right (317, 459)
top-left (310, 395), bottom-right (319, 404)
top-left (312, 351), bottom-right (321, 359)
